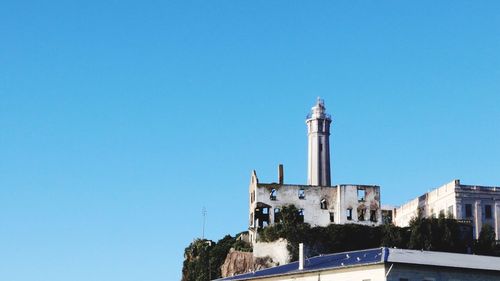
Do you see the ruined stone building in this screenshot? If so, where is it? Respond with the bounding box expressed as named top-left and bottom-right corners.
top-left (247, 98), bottom-right (500, 245)
top-left (248, 99), bottom-right (382, 244)
top-left (394, 179), bottom-right (500, 239)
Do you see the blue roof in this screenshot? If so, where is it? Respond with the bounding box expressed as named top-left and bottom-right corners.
top-left (217, 247), bottom-right (500, 280)
top-left (217, 248), bottom-right (384, 281)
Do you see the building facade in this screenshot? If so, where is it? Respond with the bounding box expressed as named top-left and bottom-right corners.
top-left (394, 179), bottom-right (500, 239)
top-left (248, 170), bottom-right (382, 243)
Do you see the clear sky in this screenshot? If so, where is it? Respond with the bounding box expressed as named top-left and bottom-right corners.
top-left (1, 1), bottom-right (500, 280)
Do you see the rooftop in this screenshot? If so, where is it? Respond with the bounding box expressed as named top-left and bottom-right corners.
top-left (258, 183), bottom-right (380, 188)
top-left (216, 248), bottom-right (500, 281)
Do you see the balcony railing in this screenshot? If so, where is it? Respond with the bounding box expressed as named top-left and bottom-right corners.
top-left (306, 113), bottom-right (332, 120)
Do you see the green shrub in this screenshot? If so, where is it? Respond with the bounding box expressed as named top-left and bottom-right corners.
top-left (182, 210), bottom-right (498, 280)
top-left (181, 234), bottom-right (253, 281)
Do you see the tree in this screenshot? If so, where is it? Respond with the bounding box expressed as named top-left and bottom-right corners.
top-left (381, 223), bottom-right (407, 248)
top-left (279, 205), bottom-right (304, 229)
top-left (475, 224), bottom-right (496, 255)
top-left (279, 205), bottom-right (311, 260)
top-left (209, 235), bottom-right (237, 279)
top-left (408, 216), bottom-right (426, 250)
top-left (182, 239), bottom-right (213, 281)
top-left (408, 216), bottom-right (467, 252)
top-left (181, 235), bottom-right (252, 281)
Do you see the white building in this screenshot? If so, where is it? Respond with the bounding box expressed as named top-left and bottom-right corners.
top-left (394, 179), bottom-right (500, 239)
top-left (248, 98), bottom-right (500, 244)
top-left (217, 247), bottom-right (500, 281)
top-left (248, 99), bottom-right (382, 244)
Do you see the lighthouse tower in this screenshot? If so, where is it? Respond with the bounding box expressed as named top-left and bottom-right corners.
top-left (306, 98), bottom-right (332, 186)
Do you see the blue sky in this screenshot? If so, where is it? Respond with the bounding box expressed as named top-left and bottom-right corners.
top-left (1, 1), bottom-right (500, 280)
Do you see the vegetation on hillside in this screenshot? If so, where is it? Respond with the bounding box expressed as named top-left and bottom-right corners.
top-left (258, 205), bottom-right (500, 260)
top-left (182, 205), bottom-right (499, 281)
top-left (181, 234), bottom-right (251, 281)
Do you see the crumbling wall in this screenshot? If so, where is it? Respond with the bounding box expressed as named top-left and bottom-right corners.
top-left (252, 183), bottom-right (382, 232)
top-left (253, 238), bottom-right (290, 266)
top-left (253, 183), bottom-right (338, 228)
top-left (337, 184), bottom-right (381, 225)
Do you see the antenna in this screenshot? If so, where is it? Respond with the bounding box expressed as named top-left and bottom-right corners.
top-left (202, 206), bottom-right (207, 239)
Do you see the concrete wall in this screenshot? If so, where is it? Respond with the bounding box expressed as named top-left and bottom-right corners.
top-left (235, 264), bottom-right (386, 281)
top-left (394, 180), bottom-right (500, 239)
top-left (251, 182), bottom-right (380, 227)
top-left (336, 184), bottom-right (382, 225)
top-left (252, 239), bottom-right (290, 266)
top-left (455, 184), bottom-right (500, 239)
top-left (218, 261), bottom-right (500, 281)
top-left (248, 169), bottom-right (382, 244)
top-left (253, 183), bottom-right (338, 226)
top-left (386, 263), bottom-right (500, 281)
top-left (394, 180), bottom-right (457, 227)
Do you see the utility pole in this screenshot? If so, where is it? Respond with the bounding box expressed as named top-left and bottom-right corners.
top-left (202, 206), bottom-right (207, 239)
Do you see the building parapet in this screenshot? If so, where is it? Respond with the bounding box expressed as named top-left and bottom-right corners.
top-left (458, 185), bottom-right (499, 192)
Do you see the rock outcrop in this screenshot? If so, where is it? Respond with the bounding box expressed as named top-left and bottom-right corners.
top-left (220, 249), bottom-right (277, 277)
top-left (221, 249), bottom-right (253, 277)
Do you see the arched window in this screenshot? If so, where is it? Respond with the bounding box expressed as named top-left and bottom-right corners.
top-left (274, 208), bottom-right (281, 223)
top-left (320, 199), bottom-right (327, 209)
top-left (270, 189), bottom-right (277, 201)
top-left (298, 209), bottom-right (304, 223)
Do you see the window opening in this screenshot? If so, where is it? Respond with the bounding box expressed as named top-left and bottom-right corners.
top-left (298, 209), bottom-right (304, 223)
top-left (382, 209), bottom-right (392, 224)
top-left (329, 212), bottom-right (335, 223)
top-left (465, 204), bottom-right (472, 218)
top-left (358, 208), bottom-right (366, 221)
top-left (320, 199), bottom-right (327, 209)
top-left (274, 208), bottom-right (281, 223)
top-left (270, 189), bottom-right (277, 201)
top-left (357, 188), bottom-right (365, 201)
top-left (370, 210), bottom-right (377, 222)
top-left (254, 207), bottom-right (270, 228)
top-left (485, 205), bottom-right (492, 219)
top-left (298, 188), bottom-right (305, 199)
top-left (346, 208), bottom-right (353, 220)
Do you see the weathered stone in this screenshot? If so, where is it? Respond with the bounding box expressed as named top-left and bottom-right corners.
top-left (220, 249), bottom-right (253, 277)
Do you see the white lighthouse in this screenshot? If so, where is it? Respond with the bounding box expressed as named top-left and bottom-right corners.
top-left (306, 98), bottom-right (332, 186)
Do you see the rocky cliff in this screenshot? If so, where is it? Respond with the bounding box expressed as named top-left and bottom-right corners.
top-left (220, 249), bottom-right (277, 277)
